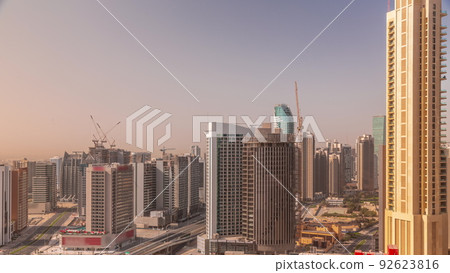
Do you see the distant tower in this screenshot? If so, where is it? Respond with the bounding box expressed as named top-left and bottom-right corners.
top-left (273, 104), bottom-right (295, 134)
top-left (356, 134), bottom-right (375, 191)
top-left (301, 131), bottom-right (315, 200)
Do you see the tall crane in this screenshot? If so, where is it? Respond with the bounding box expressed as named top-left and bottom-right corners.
top-left (90, 115), bottom-right (106, 147)
top-left (97, 121), bottom-right (121, 148)
top-left (294, 81), bottom-right (303, 137)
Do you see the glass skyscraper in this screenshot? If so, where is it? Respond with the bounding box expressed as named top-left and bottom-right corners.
top-left (273, 104), bottom-right (294, 134)
top-left (372, 116), bottom-right (386, 155)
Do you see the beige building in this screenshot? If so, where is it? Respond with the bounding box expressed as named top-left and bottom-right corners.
top-left (384, 0), bottom-right (448, 254)
top-left (86, 164), bottom-right (134, 235)
top-left (301, 131), bottom-right (315, 201)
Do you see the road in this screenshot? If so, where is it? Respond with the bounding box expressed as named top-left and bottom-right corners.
top-left (347, 225), bottom-right (379, 253)
top-left (122, 218), bottom-right (205, 255)
top-left (8, 207), bottom-right (74, 255)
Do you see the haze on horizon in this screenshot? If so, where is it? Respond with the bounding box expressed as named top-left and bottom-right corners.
top-left (1, 0), bottom-right (449, 161)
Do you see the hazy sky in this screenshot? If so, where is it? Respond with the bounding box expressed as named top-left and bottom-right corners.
top-left (1, 0), bottom-right (450, 160)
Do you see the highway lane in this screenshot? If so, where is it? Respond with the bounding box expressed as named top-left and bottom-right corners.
top-left (348, 225), bottom-right (379, 253)
top-left (9, 207), bottom-right (74, 255)
top-left (124, 220), bottom-right (205, 255)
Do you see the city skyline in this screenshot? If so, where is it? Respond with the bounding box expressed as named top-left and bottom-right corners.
top-left (3, 0), bottom-right (450, 160)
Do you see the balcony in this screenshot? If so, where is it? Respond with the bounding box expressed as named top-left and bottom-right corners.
top-left (441, 50), bottom-right (447, 55)
top-left (441, 89), bottom-right (447, 93)
top-left (442, 10), bottom-right (448, 17)
top-left (442, 75), bottom-right (447, 80)
top-left (441, 31), bottom-right (448, 36)
top-left (443, 25), bottom-right (448, 30)
top-left (442, 69), bottom-right (447, 74)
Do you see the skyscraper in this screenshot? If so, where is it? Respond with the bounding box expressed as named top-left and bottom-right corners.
top-left (273, 104), bottom-right (295, 134)
top-left (328, 154), bottom-right (341, 196)
top-left (61, 152), bottom-right (83, 201)
top-left (301, 131), bottom-right (315, 200)
top-left (373, 116), bottom-right (387, 156)
top-left (11, 167), bottom-right (28, 232)
top-left (385, 0), bottom-right (448, 254)
top-left (373, 116), bottom-right (387, 190)
top-left (86, 164), bottom-right (134, 235)
top-left (356, 134), bottom-right (375, 191)
top-left (314, 148), bottom-right (329, 195)
top-left (30, 162), bottom-right (57, 213)
top-left (206, 123), bottom-right (247, 238)
top-left (50, 156), bottom-right (62, 198)
top-left (242, 127), bottom-right (296, 254)
top-left (133, 161), bottom-right (157, 217)
top-left (0, 165), bottom-right (11, 246)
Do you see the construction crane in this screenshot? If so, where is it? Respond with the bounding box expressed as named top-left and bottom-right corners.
top-left (294, 81), bottom-right (303, 137)
top-left (160, 146), bottom-right (175, 156)
top-left (97, 121), bottom-right (121, 148)
top-left (90, 115), bottom-right (121, 148)
top-left (90, 115), bottom-right (106, 147)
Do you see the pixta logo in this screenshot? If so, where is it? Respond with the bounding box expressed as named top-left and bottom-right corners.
top-left (126, 105), bottom-right (172, 152)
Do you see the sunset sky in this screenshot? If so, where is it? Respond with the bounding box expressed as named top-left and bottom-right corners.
top-left (1, 0), bottom-right (450, 161)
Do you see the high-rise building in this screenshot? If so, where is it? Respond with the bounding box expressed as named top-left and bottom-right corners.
top-left (314, 148), bottom-right (329, 195)
top-left (206, 123), bottom-right (246, 238)
top-left (61, 152), bottom-right (83, 202)
top-left (133, 162), bottom-right (157, 217)
top-left (30, 162), bottom-right (57, 213)
top-left (273, 104), bottom-right (295, 134)
top-left (187, 155), bottom-right (202, 216)
top-left (373, 116), bottom-right (387, 190)
top-left (50, 156), bottom-right (62, 198)
top-left (155, 158), bottom-right (175, 215)
top-left (242, 127), bottom-right (296, 254)
top-left (445, 146), bottom-right (450, 253)
top-left (356, 134), bottom-right (375, 191)
top-left (86, 164), bottom-right (134, 235)
top-left (328, 154), bottom-right (341, 196)
top-left (384, 0), bottom-right (448, 254)
top-left (301, 131), bottom-right (315, 200)
top-left (342, 145), bottom-right (354, 185)
top-left (174, 155), bottom-right (189, 220)
top-left (11, 167), bottom-right (28, 232)
top-left (0, 165), bottom-right (11, 246)
top-left (27, 161), bottom-right (36, 195)
top-left (378, 144), bottom-right (387, 252)
top-left (373, 116), bottom-right (387, 156)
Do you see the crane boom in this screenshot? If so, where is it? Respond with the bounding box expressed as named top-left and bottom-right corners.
top-left (295, 81), bottom-right (303, 134)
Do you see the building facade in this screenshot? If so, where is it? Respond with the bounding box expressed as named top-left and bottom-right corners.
top-left (301, 131), bottom-right (315, 200)
top-left (0, 165), bottom-right (11, 246)
top-left (384, 0), bottom-right (448, 254)
top-left (30, 162), bottom-right (57, 213)
top-left (242, 128), bottom-right (296, 254)
top-left (206, 123), bottom-right (246, 238)
top-left (11, 167), bottom-right (28, 232)
top-left (356, 134), bottom-right (375, 191)
top-left (273, 104), bottom-right (295, 135)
